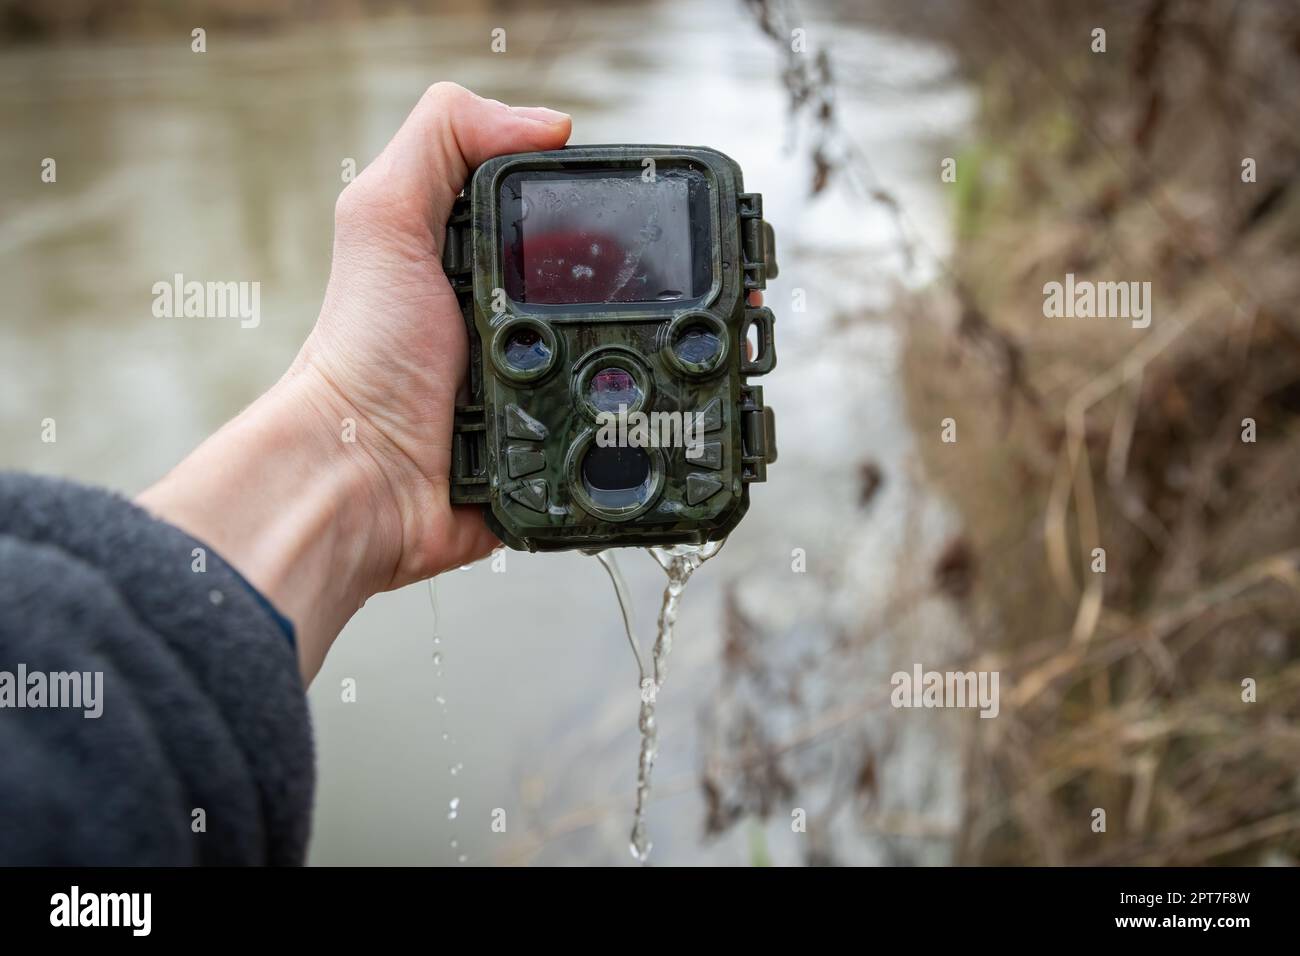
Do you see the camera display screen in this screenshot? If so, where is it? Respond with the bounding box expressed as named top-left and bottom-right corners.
top-left (500, 169), bottom-right (711, 306)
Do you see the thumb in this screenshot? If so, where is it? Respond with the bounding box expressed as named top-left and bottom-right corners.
top-left (336, 83), bottom-right (571, 248)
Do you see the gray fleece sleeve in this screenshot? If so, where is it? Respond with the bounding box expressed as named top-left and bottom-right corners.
top-left (0, 472), bottom-right (314, 865)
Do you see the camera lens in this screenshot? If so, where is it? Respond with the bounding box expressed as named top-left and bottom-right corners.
top-left (672, 323), bottom-right (724, 367)
top-left (588, 367), bottom-right (642, 414)
top-left (503, 327), bottom-right (551, 372)
top-left (664, 311), bottom-right (728, 377)
top-left (581, 445), bottom-right (652, 509)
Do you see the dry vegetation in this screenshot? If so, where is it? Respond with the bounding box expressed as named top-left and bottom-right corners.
top-left (704, 0), bottom-right (1300, 866)
top-left (0, 0), bottom-right (496, 42)
top-left (896, 0), bottom-right (1300, 865)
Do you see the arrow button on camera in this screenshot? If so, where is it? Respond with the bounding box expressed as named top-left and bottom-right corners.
top-left (506, 445), bottom-right (545, 478)
top-left (508, 478), bottom-right (549, 513)
top-left (505, 404), bottom-right (549, 441)
top-left (685, 473), bottom-right (723, 505)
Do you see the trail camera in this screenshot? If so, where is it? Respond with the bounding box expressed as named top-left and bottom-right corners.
top-left (444, 146), bottom-right (778, 551)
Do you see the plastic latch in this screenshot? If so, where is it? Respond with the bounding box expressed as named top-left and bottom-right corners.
top-left (740, 306), bottom-right (777, 376)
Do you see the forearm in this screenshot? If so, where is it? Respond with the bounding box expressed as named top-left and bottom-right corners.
top-left (137, 366), bottom-right (401, 682)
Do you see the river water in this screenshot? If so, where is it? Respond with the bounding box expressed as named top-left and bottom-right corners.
top-left (0, 0), bottom-right (972, 864)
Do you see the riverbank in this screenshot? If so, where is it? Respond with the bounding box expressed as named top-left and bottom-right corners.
top-left (895, 0), bottom-right (1300, 865)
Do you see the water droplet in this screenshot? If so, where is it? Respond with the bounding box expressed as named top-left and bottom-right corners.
top-left (628, 837), bottom-right (652, 863)
top-left (432, 652), bottom-right (442, 666)
top-left (448, 797), bottom-right (460, 820)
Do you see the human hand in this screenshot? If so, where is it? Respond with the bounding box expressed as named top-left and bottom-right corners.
top-left (139, 84), bottom-right (572, 680)
top-left (296, 83), bottom-right (572, 583)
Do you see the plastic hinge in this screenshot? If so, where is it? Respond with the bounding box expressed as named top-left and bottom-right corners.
top-left (445, 193), bottom-right (486, 505)
top-left (450, 403), bottom-right (490, 503)
top-left (738, 192), bottom-right (768, 292)
top-left (739, 385), bottom-right (777, 483)
top-left (442, 194), bottom-right (473, 298)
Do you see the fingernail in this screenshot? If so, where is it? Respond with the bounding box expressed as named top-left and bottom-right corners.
top-left (508, 105), bottom-right (570, 125)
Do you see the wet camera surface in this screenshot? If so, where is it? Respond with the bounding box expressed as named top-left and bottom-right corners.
top-left (446, 146), bottom-right (778, 551)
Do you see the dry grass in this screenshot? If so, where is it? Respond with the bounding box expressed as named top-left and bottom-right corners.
top-left (895, 0), bottom-right (1300, 865)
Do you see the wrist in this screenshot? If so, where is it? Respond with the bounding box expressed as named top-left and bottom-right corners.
top-left (137, 366), bottom-right (403, 682)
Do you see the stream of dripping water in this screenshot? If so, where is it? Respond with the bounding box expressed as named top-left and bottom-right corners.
top-left (428, 578), bottom-right (467, 864)
top-left (595, 539), bottom-right (726, 863)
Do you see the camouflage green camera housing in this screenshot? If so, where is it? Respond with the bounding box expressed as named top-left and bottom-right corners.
top-left (444, 145), bottom-right (778, 552)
